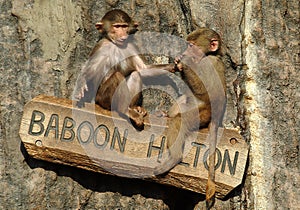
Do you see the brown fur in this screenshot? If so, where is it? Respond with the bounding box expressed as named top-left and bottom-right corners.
top-left (73, 10), bottom-right (147, 129)
top-left (154, 28), bottom-right (226, 208)
top-left (74, 9), bottom-right (176, 129)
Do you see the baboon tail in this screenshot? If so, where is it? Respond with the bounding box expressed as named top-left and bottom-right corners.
top-left (205, 121), bottom-right (218, 207)
top-left (153, 114), bottom-right (189, 175)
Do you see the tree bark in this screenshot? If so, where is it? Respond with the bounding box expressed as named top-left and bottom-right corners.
top-left (0, 0), bottom-right (298, 209)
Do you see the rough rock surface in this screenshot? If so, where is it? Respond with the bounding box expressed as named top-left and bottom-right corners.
top-left (0, 0), bottom-right (298, 209)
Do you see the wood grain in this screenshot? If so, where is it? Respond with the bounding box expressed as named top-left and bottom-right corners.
top-left (19, 95), bottom-right (249, 198)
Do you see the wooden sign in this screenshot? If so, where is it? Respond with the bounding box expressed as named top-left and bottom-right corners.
top-left (19, 95), bottom-right (249, 198)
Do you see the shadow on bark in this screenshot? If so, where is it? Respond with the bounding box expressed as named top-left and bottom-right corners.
top-left (21, 142), bottom-right (203, 210)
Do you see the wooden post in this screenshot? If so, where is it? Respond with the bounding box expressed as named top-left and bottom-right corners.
top-left (19, 95), bottom-right (249, 198)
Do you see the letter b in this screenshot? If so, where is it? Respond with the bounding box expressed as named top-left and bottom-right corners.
top-left (28, 110), bottom-right (45, 136)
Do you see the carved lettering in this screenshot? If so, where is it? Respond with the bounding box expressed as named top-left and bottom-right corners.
top-left (44, 114), bottom-right (59, 139)
top-left (77, 121), bottom-right (94, 144)
top-left (19, 95), bottom-right (249, 198)
top-left (203, 148), bottom-right (222, 170)
top-left (221, 150), bottom-right (239, 175)
top-left (61, 117), bottom-right (76, 142)
top-left (110, 127), bottom-right (128, 153)
top-left (26, 110), bottom-right (242, 172)
top-left (94, 124), bottom-right (110, 149)
top-left (28, 110), bottom-right (45, 136)
top-left (147, 135), bottom-right (166, 161)
top-left (191, 142), bottom-right (206, 168)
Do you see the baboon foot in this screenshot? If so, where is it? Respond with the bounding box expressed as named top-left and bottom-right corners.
top-left (128, 106), bottom-right (147, 130)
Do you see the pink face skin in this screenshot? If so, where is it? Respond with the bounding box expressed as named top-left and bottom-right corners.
top-left (174, 41), bottom-right (207, 71)
top-left (108, 23), bottom-right (130, 46)
top-left (185, 41), bottom-right (205, 62)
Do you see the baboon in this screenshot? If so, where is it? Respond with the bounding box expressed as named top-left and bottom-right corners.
top-left (154, 28), bottom-right (226, 207)
top-left (73, 9), bottom-right (171, 129)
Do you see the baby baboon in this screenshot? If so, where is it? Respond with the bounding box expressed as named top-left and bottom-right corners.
top-left (154, 28), bottom-right (226, 207)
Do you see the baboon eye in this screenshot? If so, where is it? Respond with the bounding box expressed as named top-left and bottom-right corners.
top-left (188, 43), bottom-right (194, 47)
top-left (113, 24), bottom-right (129, 28)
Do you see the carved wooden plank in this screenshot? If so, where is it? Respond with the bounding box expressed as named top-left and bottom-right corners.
top-left (19, 95), bottom-right (249, 198)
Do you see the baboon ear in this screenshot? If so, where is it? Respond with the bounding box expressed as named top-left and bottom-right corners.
top-left (210, 39), bottom-right (219, 52)
top-left (95, 22), bottom-right (104, 32)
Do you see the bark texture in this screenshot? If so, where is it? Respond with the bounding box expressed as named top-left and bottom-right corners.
top-left (0, 0), bottom-right (299, 209)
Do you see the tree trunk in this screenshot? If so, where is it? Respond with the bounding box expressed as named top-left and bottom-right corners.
top-left (0, 0), bottom-right (298, 209)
